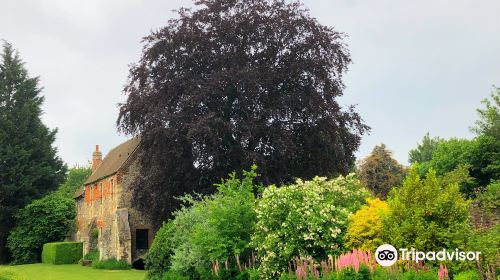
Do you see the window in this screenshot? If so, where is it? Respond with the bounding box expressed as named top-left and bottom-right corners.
top-left (136, 229), bottom-right (149, 250)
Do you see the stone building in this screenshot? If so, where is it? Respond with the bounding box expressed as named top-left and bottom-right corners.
top-left (74, 137), bottom-right (154, 264)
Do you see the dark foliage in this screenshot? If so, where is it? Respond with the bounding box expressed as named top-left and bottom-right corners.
top-left (0, 42), bottom-right (66, 262)
top-left (117, 0), bottom-right (369, 225)
top-left (357, 144), bottom-right (406, 198)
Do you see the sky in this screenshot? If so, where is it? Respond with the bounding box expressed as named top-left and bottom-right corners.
top-left (1, 0), bottom-right (499, 166)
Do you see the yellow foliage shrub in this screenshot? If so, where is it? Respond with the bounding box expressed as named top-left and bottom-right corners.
top-left (344, 198), bottom-right (389, 251)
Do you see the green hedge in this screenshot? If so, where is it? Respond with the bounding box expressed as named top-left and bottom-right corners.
top-left (41, 242), bottom-right (83, 264)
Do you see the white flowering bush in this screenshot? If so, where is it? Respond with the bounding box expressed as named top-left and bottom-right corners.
top-left (252, 174), bottom-right (370, 279)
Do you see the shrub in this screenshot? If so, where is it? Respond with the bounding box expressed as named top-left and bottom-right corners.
top-left (83, 250), bottom-right (99, 262)
top-left (472, 181), bottom-right (500, 227)
top-left (92, 258), bottom-right (131, 270)
top-left (56, 167), bottom-right (92, 198)
top-left (7, 193), bottom-right (76, 264)
top-left (189, 167), bottom-right (258, 260)
top-left (41, 241), bottom-right (83, 264)
top-left (159, 271), bottom-right (190, 280)
top-left (383, 166), bottom-right (471, 253)
top-left (333, 266), bottom-right (372, 280)
top-left (213, 267), bottom-right (250, 280)
top-left (146, 167), bottom-right (259, 279)
top-left (453, 270), bottom-right (480, 280)
top-left (344, 198), bottom-right (389, 251)
top-left (279, 266), bottom-right (372, 280)
top-left (253, 174), bottom-right (371, 279)
top-left (164, 201), bottom-right (208, 278)
top-left (371, 267), bottom-right (398, 280)
top-left (400, 270), bottom-right (437, 280)
top-left (145, 222), bottom-right (174, 278)
top-left (468, 224), bottom-right (499, 280)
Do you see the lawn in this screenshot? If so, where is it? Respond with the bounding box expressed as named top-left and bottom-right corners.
top-left (0, 263), bottom-right (146, 280)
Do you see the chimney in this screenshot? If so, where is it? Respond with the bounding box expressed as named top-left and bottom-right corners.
top-left (92, 145), bottom-right (102, 172)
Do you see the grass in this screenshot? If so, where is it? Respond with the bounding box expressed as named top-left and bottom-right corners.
top-left (0, 263), bottom-right (145, 280)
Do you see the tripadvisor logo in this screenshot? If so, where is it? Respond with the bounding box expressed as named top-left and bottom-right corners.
top-left (375, 244), bottom-right (481, 267)
top-left (375, 244), bottom-right (398, 267)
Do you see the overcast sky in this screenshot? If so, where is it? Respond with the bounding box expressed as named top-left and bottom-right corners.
top-left (1, 0), bottom-right (499, 167)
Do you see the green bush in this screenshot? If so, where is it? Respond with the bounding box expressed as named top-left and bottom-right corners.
top-left (372, 267), bottom-right (441, 280)
top-left (327, 267), bottom-right (372, 280)
top-left (83, 250), bottom-right (99, 262)
top-left (372, 267), bottom-right (398, 280)
top-left (383, 166), bottom-right (471, 253)
top-left (146, 167), bottom-right (259, 279)
top-left (7, 193), bottom-right (76, 264)
top-left (92, 258), bottom-right (131, 270)
top-left (454, 270), bottom-right (480, 280)
top-left (400, 270), bottom-right (437, 280)
top-left (468, 224), bottom-right (499, 280)
top-left (158, 271), bottom-right (190, 280)
top-left (145, 222), bottom-right (173, 278)
top-left (212, 267), bottom-right (250, 280)
top-left (253, 174), bottom-right (370, 279)
top-left (474, 181), bottom-right (500, 224)
top-left (164, 202), bottom-right (208, 279)
top-left (55, 167), bottom-right (92, 198)
top-left (41, 241), bottom-right (83, 264)
top-left (0, 269), bottom-right (26, 280)
top-left (279, 266), bottom-right (372, 280)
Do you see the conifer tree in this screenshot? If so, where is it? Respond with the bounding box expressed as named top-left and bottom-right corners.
top-left (0, 42), bottom-right (66, 262)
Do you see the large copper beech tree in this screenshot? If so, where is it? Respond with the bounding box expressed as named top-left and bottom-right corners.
top-left (117, 0), bottom-right (369, 225)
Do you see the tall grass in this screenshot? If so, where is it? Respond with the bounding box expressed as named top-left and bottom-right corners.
top-left (92, 258), bottom-right (131, 270)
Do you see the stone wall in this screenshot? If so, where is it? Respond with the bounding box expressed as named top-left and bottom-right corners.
top-left (119, 154), bottom-right (155, 261)
top-left (75, 153), bottom-right (155, 263)
top-left (76, 173), bottom-right (129, 261)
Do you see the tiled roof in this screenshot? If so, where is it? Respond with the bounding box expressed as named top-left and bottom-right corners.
top-left (83, 137), bottom-right (140, 185)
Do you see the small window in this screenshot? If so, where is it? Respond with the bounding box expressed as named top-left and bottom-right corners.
top-left (136, 229), bottom-right (149, 250)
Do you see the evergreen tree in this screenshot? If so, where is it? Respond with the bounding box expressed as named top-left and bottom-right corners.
top-left (0, 42), bottom-right (66, 262)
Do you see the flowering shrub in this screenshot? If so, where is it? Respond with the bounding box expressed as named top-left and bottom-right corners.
top-left (344, 198), bottom-right (389, 251)
top-left (253, 174), bottom-right (371, 278)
